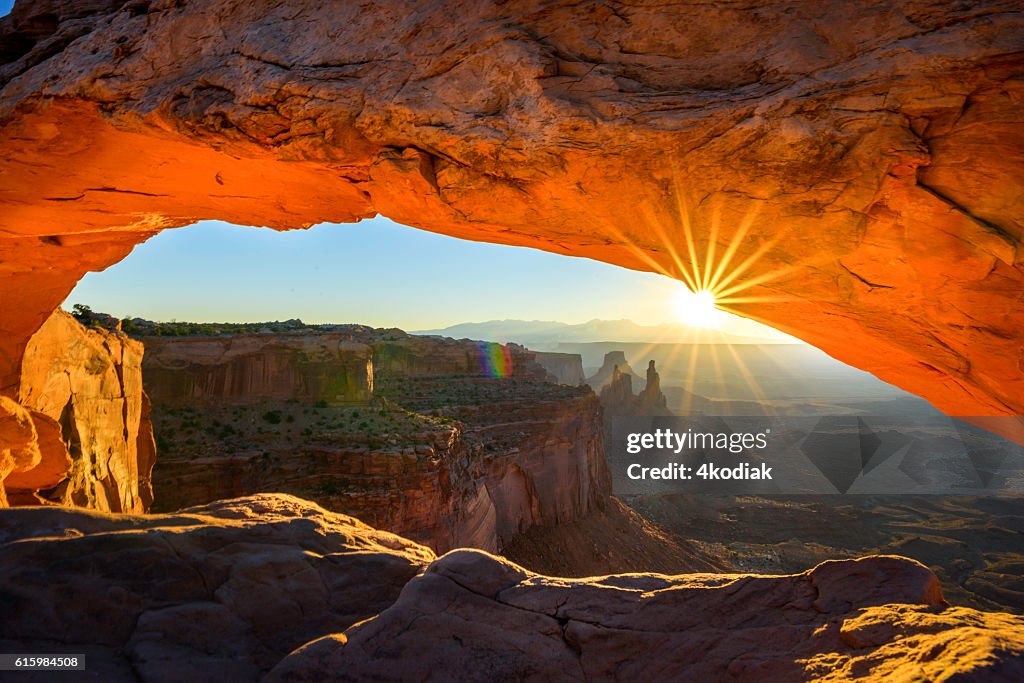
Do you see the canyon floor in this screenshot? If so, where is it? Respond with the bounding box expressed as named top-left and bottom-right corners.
top-left (624, 494), bottom-right (1024, 615)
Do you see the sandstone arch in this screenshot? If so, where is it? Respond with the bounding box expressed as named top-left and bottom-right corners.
top-left (1, 0), bottom-right (1023, 444)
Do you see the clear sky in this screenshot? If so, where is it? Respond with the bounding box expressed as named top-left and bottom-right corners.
top-left (66, 218), bottom-right (788, 334)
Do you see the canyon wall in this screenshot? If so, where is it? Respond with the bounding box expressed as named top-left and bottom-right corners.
top-left (143, 334), bottom-right (373, 407)
top-left (144, 328), bottom-right (610, 553)
top-left (1, 310), bottom-right (154, 512)
top-left (532, 351), bottom-right (586, 386)
top-left (1, 1), bottom-right (1023, 442)
top-left (372, 333), bottom-right (611, 549)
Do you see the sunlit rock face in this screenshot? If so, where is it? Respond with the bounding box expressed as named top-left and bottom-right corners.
top-left (267, 550), bottom-right (1024, 682)
top-left (1, 310), bottom-right (155, 511)
top-left (0, 0), bottom-right (1022, 438)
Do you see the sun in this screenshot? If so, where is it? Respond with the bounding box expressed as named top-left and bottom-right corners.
top-left (673, 285), bottom-right (722, 328)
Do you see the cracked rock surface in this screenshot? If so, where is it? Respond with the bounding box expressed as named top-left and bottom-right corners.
top-left (267, 549), bottom-right (1024, 682)
top-left (0, 1), bottom-right (1022, 440)
top-left (0, 493), bottom-right (435, 682)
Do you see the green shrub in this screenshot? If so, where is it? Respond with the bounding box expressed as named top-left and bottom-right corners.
top-left (262, 410), bottom-right (282, 424)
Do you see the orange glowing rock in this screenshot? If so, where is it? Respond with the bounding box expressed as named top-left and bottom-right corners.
top-left (0, 0), bottom-right (1022, 444)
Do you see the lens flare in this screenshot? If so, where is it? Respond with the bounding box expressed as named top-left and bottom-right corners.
top-left (477, 342), bottom-right (513, 378)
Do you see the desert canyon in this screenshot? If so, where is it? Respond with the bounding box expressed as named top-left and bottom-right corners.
top-left (2, 0), bottom-right (1024, 681)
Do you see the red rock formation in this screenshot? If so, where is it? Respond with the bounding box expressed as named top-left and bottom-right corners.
top-left (636, 359), bottom-right (669, 413)
top-left (0, 397), bottom-right (39, 507)
top-left (373, 333), bottom-right (611, 549)
top-left (1, 310), bottom-right (154, 511)
top-left (143, 328), bottom-right (610, 553)
top-left (1, 1), bottom-right (1023, 441)
top-left (598, 364), bottom-right (636, 412)
top-left (442, 392), bottom-right (611, 548)
top-left (142, 334), bottom-right (373, 407)
top-left (149, 412), bottom-right (493, 553)
top-left (588, 351), bottom-right (644, 392)
top-left (267, 550), bottom-right (1024, 682)
top-left (598, 358), bottom-right (670, 416)
top-left (0, 493), bottom-right (434, 681)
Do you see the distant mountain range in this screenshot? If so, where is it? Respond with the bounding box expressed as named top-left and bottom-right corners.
top-left (413, 319), bottom-right (798, 346)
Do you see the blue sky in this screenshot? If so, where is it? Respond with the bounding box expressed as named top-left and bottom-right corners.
top-left (67, 218), bottom-right (719, 330)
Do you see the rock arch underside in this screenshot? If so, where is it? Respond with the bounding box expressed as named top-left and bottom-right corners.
top-left (1, 0), bottom-right (1023, 443)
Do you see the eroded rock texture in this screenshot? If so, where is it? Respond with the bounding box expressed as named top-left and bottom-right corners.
top-left (267, 550), bottom-right (1024, 682)
top-left (144, 328), bottom-right (610, 553)
top-left (143, 333), bottom-right (374, 407)
top-left (1, 310), bottom-right (155, 511)
top-left (0, 493), bottom-right (434, 682)
top-left (0, 1), bottom-right (1023, 438)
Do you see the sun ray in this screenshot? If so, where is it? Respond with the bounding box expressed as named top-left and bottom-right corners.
top-left (709, 235), bottom-right (782, 297)
top-left (670, 167), bottom-right (705, 295)
top-left (680, 342), bottom-right (703, 416)
top-left (627, 324), bottom-right (679, 376)
top-left (640, 202), bottom-right (700, 293)
top-left (600, 220), bottom-right (676, 281)
top-left (701, 198), bottom-right (720, 292)
top-left (716, 294), bottom-right (800, 306)
top-left (714, 252), bottom-right (834, 300)
top-left (722, 341), bottom-right (773, 416)
top-left (706, 341), bottom-right (730, 416)
top-left (707, 203), bottom-right (760, 293)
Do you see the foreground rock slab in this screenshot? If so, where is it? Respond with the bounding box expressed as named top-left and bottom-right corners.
top-left (268, 550), bottom-right (1024, 682)
top-left (0, 493), bottom-right (434, 682)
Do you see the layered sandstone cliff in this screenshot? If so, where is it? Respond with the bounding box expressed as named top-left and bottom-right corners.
top-left (1, 1), bottom-right (1023, 441)
top-left (1, 310), bottom-right (154, 512)
top-left (143, 333), bottom-right (373, 407)
top-left (372, 332), bottom-right (611, 550)
top-left (143, 327), bottom-right (610, 553)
